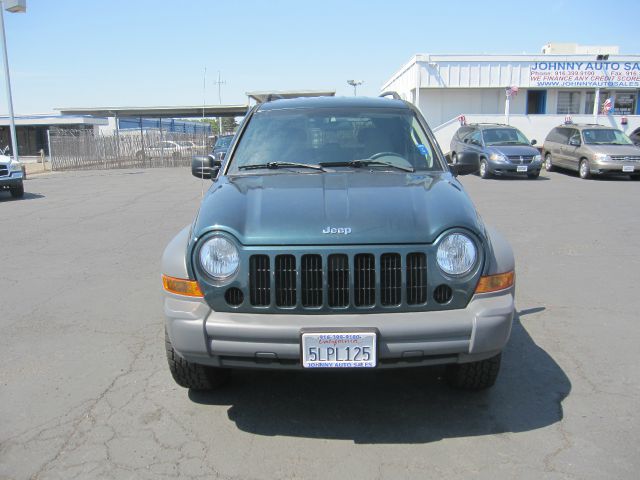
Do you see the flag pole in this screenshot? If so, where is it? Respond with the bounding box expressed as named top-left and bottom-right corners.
top-left (593, 88), bottom-right (600, 124)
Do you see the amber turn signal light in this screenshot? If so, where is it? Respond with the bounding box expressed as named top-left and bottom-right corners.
top-left (475, 271), bottom-right (515, 294)
top-left (162, 275), bottom-right (203, 297)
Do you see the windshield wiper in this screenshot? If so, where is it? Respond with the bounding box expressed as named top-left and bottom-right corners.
top-left (320, 159), bottom-right (414, 172)
top-left (238, 161), bottom-right (325, 171)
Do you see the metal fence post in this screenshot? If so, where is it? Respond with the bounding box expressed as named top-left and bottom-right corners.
top-left (46, 128), bottom-right (53, 171)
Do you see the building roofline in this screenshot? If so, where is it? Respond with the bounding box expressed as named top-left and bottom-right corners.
top-left (55, 105), bottom-right (249, 118)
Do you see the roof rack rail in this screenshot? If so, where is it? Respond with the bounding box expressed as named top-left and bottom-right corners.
top-left (379, 91), bottom-right (401, 100)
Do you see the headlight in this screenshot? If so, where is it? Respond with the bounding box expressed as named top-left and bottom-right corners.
top-left (9, 161), bottom-right (22, 172)
top-left (198, 235), bottom-right (239, 281)
top-left (594, 153), bottom-right (612, 162)
top-left (489, 153), bottom-right (508, 162)
top-left (437, 233), bottom-right (477, 276)
top-left (533, 154), bottom-right (542, 162)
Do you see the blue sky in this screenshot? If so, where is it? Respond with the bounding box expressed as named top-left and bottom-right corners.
top-left (1, 0), bottom-right (638, 114)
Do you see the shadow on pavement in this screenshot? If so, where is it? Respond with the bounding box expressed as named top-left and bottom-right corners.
top-left (0, 191), bottom-right (45, 202)
top-left (189, 310), bottom-right (570, 444)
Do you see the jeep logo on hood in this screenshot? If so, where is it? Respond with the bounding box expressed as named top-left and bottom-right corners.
top-left (323, 226), bottom-right (352, 235)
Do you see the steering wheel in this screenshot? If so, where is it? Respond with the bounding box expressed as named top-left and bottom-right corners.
top-left (370, 152), bottom-right (405, 160)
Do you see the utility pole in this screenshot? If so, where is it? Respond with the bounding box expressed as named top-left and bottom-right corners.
top-left (214, 71), bottom-right (226, 134)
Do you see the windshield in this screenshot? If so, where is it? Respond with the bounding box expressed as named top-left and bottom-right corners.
top-left (228, 108), bottom-right (443, 174)
top-left (215, 135), bottom-right (234, 148)
top-left (482, 128), bottom-right (530, 146)
top-left (582, 129), bottom-right (633, 145)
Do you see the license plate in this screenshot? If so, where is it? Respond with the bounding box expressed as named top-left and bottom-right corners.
top-left (622, 165), bottom-right (634, 173)
top-left (516, 165), bottom-right (528, 172)
top-left (301, 332), bottom-right (377, 368)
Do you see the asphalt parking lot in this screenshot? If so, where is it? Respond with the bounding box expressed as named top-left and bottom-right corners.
top-left (1, 167), bottom-right (638, 479)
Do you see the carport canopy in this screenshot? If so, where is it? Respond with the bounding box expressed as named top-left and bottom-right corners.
top-left (246, 90), bottom-right (335, 103)
top-left (55, 105), bottom-right (249, 118)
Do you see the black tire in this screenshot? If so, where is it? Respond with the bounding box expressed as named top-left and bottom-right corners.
top-left (479, 159), bottom-right (491, 179)
top-left (10, 182), bottom-right (24, 198)
top-left (579, 159), bottom-right (591, 180)
top-left (451, 152), bottom-right (458, 165)
top-left (165, 329), bottom-right (229, 390)
top-left (544, 153), bottom-right (554, 172)
top-left (445, 353), bottom-right (501, 390)
top-left (527, 170), bottom-right (540, 179)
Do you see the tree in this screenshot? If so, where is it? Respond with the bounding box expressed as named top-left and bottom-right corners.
top-left (221, 117), bottom-right (238, 133)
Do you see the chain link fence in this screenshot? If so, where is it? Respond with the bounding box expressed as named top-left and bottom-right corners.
top-left (49, 129), bottom-right (210, 171)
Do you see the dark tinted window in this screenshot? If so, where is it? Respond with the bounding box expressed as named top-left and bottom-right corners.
top-left (456, 126), bottom-right (473, 140)
top-left (469, 130), bottom-right (482, 145)
top-left (215, 135), bottom-right (233, 148)
top-left (481, 127), bottom-right (530, 146)
top-left (546, 127), bottom-right (571, 144)
top-left (582, 129), bottom-right (633, 145)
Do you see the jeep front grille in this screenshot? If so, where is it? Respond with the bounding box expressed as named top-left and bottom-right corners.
top-left (0, 165), bottom-right (8, 177)
top-left (248, 251), bottom-right (428, 309)
top-left (249, 255), bottom-right (270, 306)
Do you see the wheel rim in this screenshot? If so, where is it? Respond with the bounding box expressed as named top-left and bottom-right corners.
top-left (480, 161), bottom-right (487, 177)
top-left (545, 155), bottom-right (552, 170)
top-left (452, 154), bottom-right (457, 165)
top-left (580, 161), bottom-right (588, 178)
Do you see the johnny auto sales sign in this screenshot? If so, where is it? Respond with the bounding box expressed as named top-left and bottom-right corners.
top-left (530, 61), bottom-right (640, 88)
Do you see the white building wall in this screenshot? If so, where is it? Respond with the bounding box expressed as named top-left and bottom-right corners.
top-left (418, 88), bottom-right (527, 127)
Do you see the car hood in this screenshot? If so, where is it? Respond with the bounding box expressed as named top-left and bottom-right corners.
top-left (192, 171), bottom-right (484, 245)
top-left (584, 144), bottom-right (640, 156)
top-left (488, 145), bottom-right (540, 156)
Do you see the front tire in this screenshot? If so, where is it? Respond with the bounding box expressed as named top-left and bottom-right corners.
top-left (544, 153), bottom-right (554, 172)
top-left (445, 353), bottom-right (501, 390)
top-left (165, 329), bottom-right (229, 391)
top-left (579, 159), bottom-right (591, 179)
top-left (10, 182), bottom-right (24, 198)
top-left (479, 159), bottom-right (490, 179)
top-left (451, 152), bottom-right (458, 165)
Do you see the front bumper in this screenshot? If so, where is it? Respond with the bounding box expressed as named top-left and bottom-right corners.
top-left (488, 161), bottom-right (541, 175)
top-left (0, 171), bottom-right (23, 188)
top-left (164, 288), bottom-right (515, 370)
top-left (590, 160), bottom-right (639, 175)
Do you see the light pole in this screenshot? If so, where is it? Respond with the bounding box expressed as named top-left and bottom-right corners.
top-left (347, 80), bottom-right (363, 96)
top-left (0, 0), bottom-right (25, 163)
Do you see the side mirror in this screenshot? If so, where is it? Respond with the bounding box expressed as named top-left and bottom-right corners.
top-left (191, 156), bottom-right (220, 179)
top-left (569, 138), bottom-right (581, 147)
top-left (530, 139), bottom-right (537, 146)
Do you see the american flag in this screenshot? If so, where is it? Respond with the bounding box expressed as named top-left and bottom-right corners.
top-left (602, 97), bottom-right (613, 114)
top-left (506, 86), bottom-right (519, 97)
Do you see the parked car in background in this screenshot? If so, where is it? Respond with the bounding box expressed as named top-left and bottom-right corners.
top-left (542, 124), bottom-right (640, 180)
top-left (449, 124), bottom-right (542, 179)
top-left (212, 134), bottom-right (234, 161)
top-left (162, 95), bottom-right (516, 392)
top-left (0, 146), bottom-right (24, 198)
top-left (135, 140), bottom-right (197, 159)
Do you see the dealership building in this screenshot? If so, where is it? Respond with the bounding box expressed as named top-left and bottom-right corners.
top-left (382, 43), bottom-right (640, 151)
